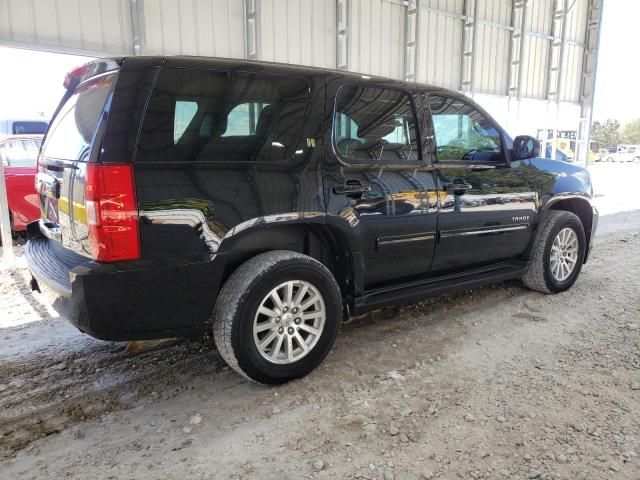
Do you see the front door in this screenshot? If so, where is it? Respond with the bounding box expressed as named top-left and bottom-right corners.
top-left (323, 78), bottom-right (438, 291)
top-left (426, 94), bottom-right (537, 273)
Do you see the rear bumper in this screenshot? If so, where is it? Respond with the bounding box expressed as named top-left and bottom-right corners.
top-left (25, 236), bottom-right (225, 341)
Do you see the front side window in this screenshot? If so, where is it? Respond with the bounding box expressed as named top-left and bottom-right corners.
top-left (334, 85), bottom-right (419, 163)
top-left (138, 68), bottom-right (310, 163)
top-left (428, 95), bottom-right (503, 163)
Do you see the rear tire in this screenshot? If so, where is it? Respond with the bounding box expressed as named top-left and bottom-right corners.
top-left (522, 210), bottom-right (586, 294)
top-left (212, 250), bottom-right (342, 384)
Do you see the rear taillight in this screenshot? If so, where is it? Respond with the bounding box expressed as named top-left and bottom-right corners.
top-left (85, 164), bottom-right (140, 262)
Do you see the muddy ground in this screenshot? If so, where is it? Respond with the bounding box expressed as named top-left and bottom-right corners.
top-left (0, 163), bottom-right (639, 480)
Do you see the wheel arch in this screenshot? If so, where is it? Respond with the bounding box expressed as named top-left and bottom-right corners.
top-left (217, 219), bottom-right (355, 305)
top-left (543, 196), bottom-right (594, 259)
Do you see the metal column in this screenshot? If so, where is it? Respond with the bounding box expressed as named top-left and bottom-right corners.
top-left (404, 0), bottom-right (420, 82)
top-left (244, 0), bottom-right (260, 60)
top-left (546, 0), bottom-right (569, 101)
top-left (507, 0), bottom-right (528, 99)
top-left (459, 0), bottom-right (479, 95)
top-left (0, 161), bottom-right (14, 266)
top-left (575, 0), bottom-right (604, 167)
top-left (129, 0), bottom-right (146, 55)
top-left (545, 0), bottom-right (569, 159)
top-left (336, 0), bottom-right (351, 71)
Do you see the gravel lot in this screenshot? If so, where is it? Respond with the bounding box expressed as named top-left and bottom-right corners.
top-left (1, 163), bottom-right (639, 480)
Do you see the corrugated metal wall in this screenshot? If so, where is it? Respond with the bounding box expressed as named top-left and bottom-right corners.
top-left (0, 0), bottom-right (133, 56)
top-left (0, 0), bottom-right (590, 105)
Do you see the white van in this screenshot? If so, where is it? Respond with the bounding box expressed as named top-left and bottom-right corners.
top-left (613, 145), bottom-right (640, 162)
top-left (0, 119), bottom-right (49, 136)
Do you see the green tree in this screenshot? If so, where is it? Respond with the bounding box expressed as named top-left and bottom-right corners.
top-left (591, 118), bottom-right (620, 147)
top-left (621, 119), bottom-right (640, 144)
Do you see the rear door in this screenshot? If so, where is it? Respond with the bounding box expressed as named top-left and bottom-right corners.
top-left (426, 94), bottom-right (537, 273)
top-left (323, 77), bottom-right (439, 291)
top-left (36, 72), bottom-right (117, 257)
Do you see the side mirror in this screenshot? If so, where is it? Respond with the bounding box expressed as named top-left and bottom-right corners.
top-left (512, 135), bottom-right (541, 160)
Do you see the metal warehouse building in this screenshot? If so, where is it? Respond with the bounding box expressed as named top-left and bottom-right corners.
top-left (0, 0), bottom-right (603, 164)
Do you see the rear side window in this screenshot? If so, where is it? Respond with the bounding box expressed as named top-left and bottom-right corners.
top-left (41, 73), bottom-right (116, 161)
top-left (0, 138), bottom-right (42, 167)
top-left (12, 121), bottom-right (48, 135)
top-left (334, 85), bottom-right (420, 163)
top-left (137, 68), bottom-right (310, 163)
top-left (428, 95), bottom-right (503, 163)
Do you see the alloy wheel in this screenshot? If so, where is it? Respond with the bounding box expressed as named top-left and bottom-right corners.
top-left (550, 227), bottom-right (579, 282)
top-left (253, 280), bottom-right (326, 365)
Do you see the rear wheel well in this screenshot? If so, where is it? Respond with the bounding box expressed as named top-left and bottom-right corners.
top-left (219, 224), bottom-right (353, 300)
top-left (548, 198), bottom-right (593, 252)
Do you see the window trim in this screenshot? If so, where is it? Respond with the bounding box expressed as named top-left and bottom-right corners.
top-left (331, 83), bottom-right (424, 167)
top-left (136, 66), bottom-right (312, 165)
top-left (426, 94), bottom-right (508, 167)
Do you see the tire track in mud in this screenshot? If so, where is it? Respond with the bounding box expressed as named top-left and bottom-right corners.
top-left (0, 336), bottom-right (225, 455)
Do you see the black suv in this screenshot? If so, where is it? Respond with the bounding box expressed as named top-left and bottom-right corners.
top-left (26, 57), bottom-right (597, 384)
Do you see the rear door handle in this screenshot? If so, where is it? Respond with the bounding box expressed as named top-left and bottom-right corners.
top-left (333, 184), bottom-right (372, 195)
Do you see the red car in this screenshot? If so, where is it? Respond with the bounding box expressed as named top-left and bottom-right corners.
top-left (0, 135), bottom-right (42, 233)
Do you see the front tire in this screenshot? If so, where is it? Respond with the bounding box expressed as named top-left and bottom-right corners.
top-left (212, 251), bottom-right (342, 384)
top-left (522, 210), bottom-right (586, 294)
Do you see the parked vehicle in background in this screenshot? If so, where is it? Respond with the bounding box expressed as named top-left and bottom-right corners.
top-left (26, 58), bottom-right (597, 384)
top-left (596, 148), bottom-right (609, 161)
top-left (614, 145), bottom-right (640, 162)
top-left (544, 144), bottom-right (573, 163)
top-left (0, 119), bottom-right (48, 136)
top-left (0, 135), bottom-right (43, 234)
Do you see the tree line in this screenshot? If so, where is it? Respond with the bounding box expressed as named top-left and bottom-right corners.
top-left (591, 118), bottom-right (640, 147)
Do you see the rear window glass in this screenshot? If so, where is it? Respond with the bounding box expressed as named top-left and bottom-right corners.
top-left (41, 73), bottom-right (115, 161)
top-left (137, 68), bottom-right (310, 163)
top-left (12, 121), bottom-right (48, 135)
top-left (0, 138), bottom-right (42, 167)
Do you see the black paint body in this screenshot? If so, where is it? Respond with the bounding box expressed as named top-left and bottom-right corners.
top-left (26, 57), bottom-right (598, 340)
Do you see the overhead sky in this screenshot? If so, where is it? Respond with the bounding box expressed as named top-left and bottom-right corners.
top-left (591, 0), bottom-right (640, 123)
top-left (0, 1), bottom-right (636, 125)
top-left (0, 47), bottom-right (91, 120)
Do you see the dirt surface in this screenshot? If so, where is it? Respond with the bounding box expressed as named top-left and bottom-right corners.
top-left (1, 164), bottom-right (639, 480)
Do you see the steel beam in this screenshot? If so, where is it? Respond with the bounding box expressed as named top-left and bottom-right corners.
top-left (459, 0), bottom-right (479, 95)
top-left (507, 0), bottom-right (529, 99)
top-left (336, 0), bottom-right (351, 70)
top-left (404, 0), bottom-right (420, 81)
top-left (129, 0), bottom-right (146, 56)
top-left (244, 0), bottom-right (260, 60)
top-left (0, 162), bottom-right (14, 266)
top-left (575, 0), bottom-right (604, 167)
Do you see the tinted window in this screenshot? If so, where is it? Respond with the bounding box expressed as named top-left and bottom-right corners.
top-left (334, 85), bottom-right (419, 163)
top-left (429, 95), bottom-right (503, 163)
top-left (41, 73), bottom-right (115, 161)
top-left (137, 68), bottom-right (310, 163)
top-left (12, 121), bottom-right (48, 135)
top-left (0, 139), bottom-right (42, 167)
